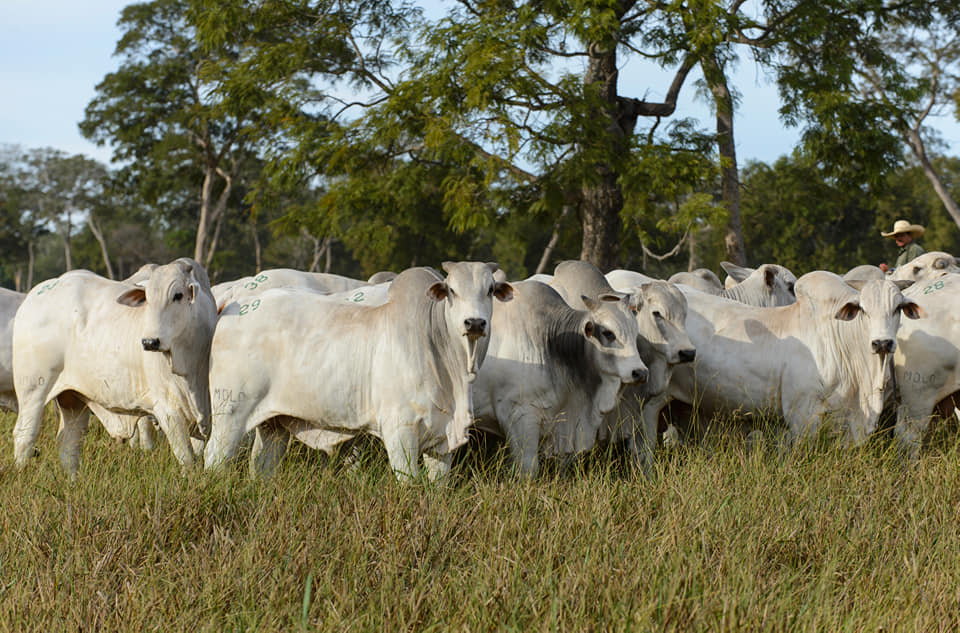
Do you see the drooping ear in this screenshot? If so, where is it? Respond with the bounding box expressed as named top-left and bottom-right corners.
top-left (583, 320), bottom-right (595, 338)
top-left (441, 261), bottom-right (455, 274)
top-left (899, 301), bottom-right (925, 320)
top-left (892, 280), bottom-right (915, 290)
top-left (117, 287), bottom-right (147, 307)
top-left (835, 301), bottom-right (862, 321)
top-left (581, 295), bottom-right (599, 312)
top-left (763, 266), bottom-right (776, 288)
top-left (720, 261), bottom-right (752, 283)
top-left (427, 281), bottom-right (449, 301)
top-left (844, 279), bottom-right (868, 291)
top-left (493, 281), bottom-right (514, 302)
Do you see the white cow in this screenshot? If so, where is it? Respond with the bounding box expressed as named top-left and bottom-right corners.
top-left (718, 262), bottom-right (797, 306)
top-left (12, 259), bottom-right (218, 475)
top-left (0, 288), bottom-right (25, 412)
top-left (547, 261), bottom-right (695, 474)
top-left (667, 269), bottom-right (724, 294)
top-left (204, 262), bottom-right (514, 481)
top-left (667, 272), bottom-right (922, 449)
top-left (843, 264), bottom-right (886, 282)
top-left (472, 279), bottom-right (647, 476)
top-left (889, 251), bottom-right (960, 283)
top-left (211, 269), bottom-right (372, 307)
top-left (891, 273), bottom-right (960, 459)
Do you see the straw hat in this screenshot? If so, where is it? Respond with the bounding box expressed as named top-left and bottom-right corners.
top-left (881, 219), bottom-right (925, 238)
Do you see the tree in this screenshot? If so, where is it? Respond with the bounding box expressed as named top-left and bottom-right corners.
top-left (80, 0), bottom-right (275, 269)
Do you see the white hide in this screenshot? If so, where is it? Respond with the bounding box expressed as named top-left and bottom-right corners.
top-left (472, 280), bottom-right (647, 477)
top-left (204, 262), bottom-right (514, 482)
top-left (12, 259), bottom-right (218, 476)
top-left (668, 272), bottom-right (921, 449)
top-left (212, 269), bottom-right (371, 308)
top-left (890, 251), bottom-right (960, 284)
top-left (891, 272), bottom-right (960, 459)
top-left (718, 262), bottom-right (797, 306)
top-left (0, 288), bottom-right (25, 412)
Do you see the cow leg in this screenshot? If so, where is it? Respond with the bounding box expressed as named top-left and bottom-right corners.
top-left (154, 412), bottom-right (197, 470)
top-left (204, 411), bottom-right (251, 470)
top-left (632, 395), bottom-right (667, 477)
top-left (249, 420), bottom-right (290, 478)
top-left (134, 416), bottom-right (158, 451)
top-left (12, 399), bottom-right (47, 469)
top-left (55, 392), bottom-right (90, 479)
top-left (894, 402), bottom-right (932, 462)
top-left (502, 409), bottom-right (539, 478)
top-left (422, 452), bottom-right (453, 483)
top-left (382, 422), bottom-right (420, 482)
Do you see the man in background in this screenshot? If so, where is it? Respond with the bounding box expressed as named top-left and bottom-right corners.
top-left (879, 219), bottom-right (925, 273)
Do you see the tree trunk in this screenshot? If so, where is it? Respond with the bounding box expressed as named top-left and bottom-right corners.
top-left (687, 228), bottom-right (697, 272)
top-left (536, 205), bottom-right (571, 274)
top-left (580, 42), bottom-right (626, 271)
top-left (88, 213), bottom-right (115, 279)
top-left (904, 127), bottom-right (960, 229)
top-left (250, 216), bottom-right (262, 274)
top-left (702, 55), bottom-right (746, 266)
top-left (195, 163), bottom-right (216, 263)
top-left (27, 240), bottom-right (35, 290)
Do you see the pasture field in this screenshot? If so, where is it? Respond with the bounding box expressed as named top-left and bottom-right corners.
top-left (2, 409), bottom-right (960, 632)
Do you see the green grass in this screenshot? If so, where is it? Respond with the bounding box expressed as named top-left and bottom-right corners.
top-left (2, 409), bottom-right (960, 631)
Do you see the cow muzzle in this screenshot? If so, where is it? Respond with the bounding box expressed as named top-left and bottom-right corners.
top-left (142, 338), bottom-right (161, 352)
top-left (464, 318), bottom-right (487, 338)
top-left (677, 348), bottom-right (696, 363)
top-left (871, 338), bottom-right (895, 354)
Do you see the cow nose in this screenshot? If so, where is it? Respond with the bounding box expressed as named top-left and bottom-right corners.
top-left (464, 318), bottom-right (487, 335)
top-left (141, 338), bottom-right (161, 351)
top-left (678, 348), bottom-right (696, 363)
top-left (631, 367), bottom-right (648, 383)
top-left (871, 339), bottom-right (895, 354)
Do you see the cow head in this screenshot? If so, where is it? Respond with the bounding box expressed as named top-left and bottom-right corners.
top-left (116, 258), bottom-right (218, 377)
top-left (427, 261), bottom-right (514, 379)
top-left (581, 293), bottom-right (649, 398)
top-left (834, 278), bottom-right (924, 443)
top-left (629, 281), bottom-right (696, 366)
top-left (722, 261), bottom-right (797, 306)
top-left (890, 251), bottom-right (960, 283)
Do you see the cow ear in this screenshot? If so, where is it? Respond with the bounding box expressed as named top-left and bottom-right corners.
top-left (188, 282), bottom-right (199, 303)
top-left (899, 301), bottom-right (925, 320)
top-left (117, 287), bottom-right (147, 307)
top-left (581, 295), bottom-right (599, 312)
top-left (441, 261), bottom-right (455, 274)
top-left (892, 280), bottom-right (914, 290)
top-left (844, 279), bottom-right (867, 291)
top-left (427, 281), bottom-right (449, 301)
top-left (493, 281), bottom-right (514, 302)
top-left (599, 292), bottom-right (626, 303)
top-left (763, 266), bottom-right (776, 288)
top-left (485, 262), bottom-right (500, 274)
top-left (720, 261), bottom-right (751, 283)
top-left (834, 301), bottom-right (862, 321)
top-left (583, 320), bottom-right (595, 338)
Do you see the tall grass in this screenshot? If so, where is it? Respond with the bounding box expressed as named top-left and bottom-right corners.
top-left (2, 409), bottom-right (960, 631)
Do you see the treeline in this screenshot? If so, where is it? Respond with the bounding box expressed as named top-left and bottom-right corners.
top-left (1, 0), bottom-right (959, 288)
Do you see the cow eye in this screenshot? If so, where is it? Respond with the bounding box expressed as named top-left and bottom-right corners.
top-left (602, 329), bottom-right (616, 343)
top-left (487, 285), bottom-right (494, 296)
top-left (787, 283), bottom-right (795, 295)
top-left (652, 311), bottom-right (662, 319)
top-left (173, 292), bottom-right (184, 302)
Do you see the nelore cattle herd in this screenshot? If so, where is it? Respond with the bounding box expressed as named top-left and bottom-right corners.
top-left (3, 251), bottom-right (960, 482)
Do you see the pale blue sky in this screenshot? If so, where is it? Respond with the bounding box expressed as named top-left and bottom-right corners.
top-left (2, 0), bottom-right (959, 168)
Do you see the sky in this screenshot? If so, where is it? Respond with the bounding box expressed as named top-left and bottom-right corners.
top-left (2, 0), bottom-right (960, 169)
